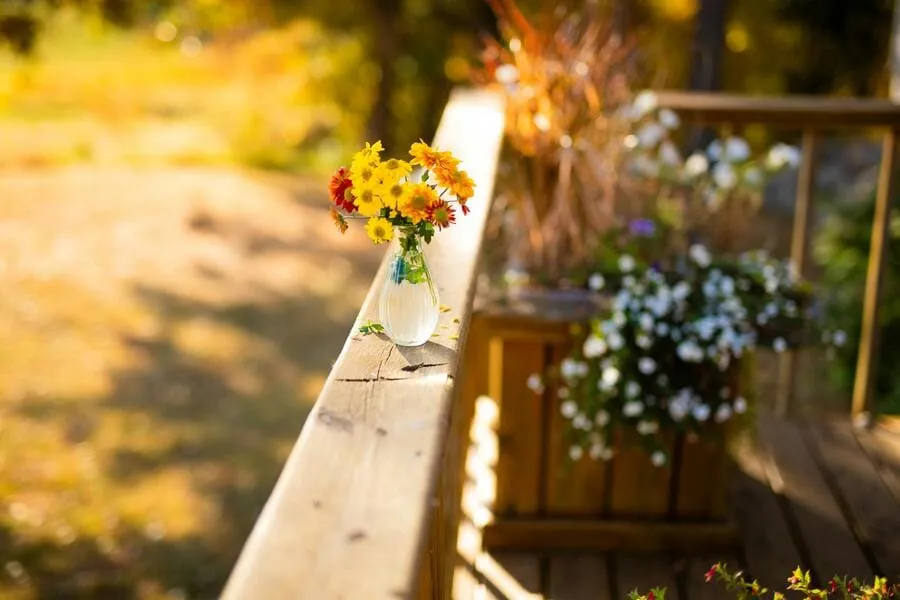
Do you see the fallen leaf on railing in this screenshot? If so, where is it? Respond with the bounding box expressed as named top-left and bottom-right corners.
top-left (439, 304), bottom-right (452, 313)
top-left (358, 320), bottom-right (385, 335)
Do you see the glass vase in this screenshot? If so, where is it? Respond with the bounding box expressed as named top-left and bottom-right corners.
top-left (378, 240), bottom-right (439, 347)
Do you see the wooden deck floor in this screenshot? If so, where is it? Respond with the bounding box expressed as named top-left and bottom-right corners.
top-left (454, 417), bottom-right (900, 599)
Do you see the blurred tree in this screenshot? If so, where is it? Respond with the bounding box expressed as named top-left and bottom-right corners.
top-left (689, 0), bottom-right (728, 91)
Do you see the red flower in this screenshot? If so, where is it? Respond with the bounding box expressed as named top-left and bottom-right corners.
top-left (329, 166), bottom-right (356, 212)
top-left (705, 565), bottom-right (718, 583)
top-left (647, 592), bottom-right (655, 600)
top-left (427, 199), bottom-right (457, 230)
top-left (460, 201), bottom-right (471, 216)
top-left (829, 580), bottom-right (838, 594)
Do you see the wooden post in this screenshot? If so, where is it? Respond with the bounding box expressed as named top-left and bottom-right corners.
top-left (890, 0), bottom-right (900, 101)
top-left (851, 130), bottom-right (898, 417)
top-left (775, 128), bottom-right (817, 416)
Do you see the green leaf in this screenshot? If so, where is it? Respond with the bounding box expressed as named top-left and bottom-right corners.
top-left (358, 320), bottom-right (385, 335)
top-left (421, 170), bottom-right (430, 182)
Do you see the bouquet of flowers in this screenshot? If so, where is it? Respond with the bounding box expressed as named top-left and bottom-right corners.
top-left (328, 140), bottom-right (475, 346)
top-left (529, 235), bottom-right (845, 466)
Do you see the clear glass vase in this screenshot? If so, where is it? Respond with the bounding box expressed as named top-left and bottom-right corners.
top-left (378, 239), bottom-right (439, 347)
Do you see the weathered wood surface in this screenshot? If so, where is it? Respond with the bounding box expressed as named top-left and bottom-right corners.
top-left (655, 92), bottom-right (900, 127)
top-left (222, 88), bottom-right (505, 600)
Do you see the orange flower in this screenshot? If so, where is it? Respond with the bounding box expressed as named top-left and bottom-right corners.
top-left (427, 199), bottom-right (456, 230)
top-left (409, 140), bottom-right (440, 168)
top-left (435, 164), bottom-right (475, 201)
top-left (330, 207), bottom-right (348, 233)
top-left (398, 183), bottom-right (439, 223)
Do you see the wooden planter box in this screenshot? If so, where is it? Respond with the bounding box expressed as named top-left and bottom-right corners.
top-left (460, 304), bottom-right (739, 553)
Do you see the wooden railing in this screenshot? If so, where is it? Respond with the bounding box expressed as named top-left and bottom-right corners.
top-left (221, 88), bottom-right (505, 600)
top-left (655, 92), bottom-right (900, 417)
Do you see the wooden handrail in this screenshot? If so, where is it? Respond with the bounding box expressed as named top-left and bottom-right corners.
top-left (221, 88), bottom-right (505, 600)
top-left (655, 91), bottom-right (900, 128)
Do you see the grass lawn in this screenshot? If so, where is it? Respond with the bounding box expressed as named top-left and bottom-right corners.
top-left (0, 167), bottom-right (381, 598)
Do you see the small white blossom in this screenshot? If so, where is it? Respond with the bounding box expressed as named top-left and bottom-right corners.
top-left (756, 312), bottom-right (769, 326)
top-left (594, 410), bottom-right (610, 426)
top-left (673, 281), bottom-right (691, 301)
top-left (651, 451), bottom-right (667, 467)
top-left (743, 166), bottom-right (763, 186)
top-left (677, 339), bottom-right (704, 363)
top-left (583, 335), bottom-right (608, 358)
top-left (560, 400), bottom-right (578, 419)
top-left (625, 381), bottom-right (641, 399)
top-left (589, 443), bottom-right (605, 460)
top-left (657, 374), bottom-right (669, 387)
top-left (715, 403), bottom-right (733, 423)
top-left (560, 358), bottom-right (578, 379)
top-left (689, 243), bottom-right (712, 267)
top-left (655, 322), bottom-right (670, 337)
top-left (623, 400), bottom-right (644, 417)
top-left (725, 136), bottom-right (751, 162)
top-left (608, 331), bottom-right (625, 351)
top-left (568, 445), bottom-right (584, 461)
top-left (637, 122), bottom-right (665, 148)
top-left (659, 140), bottom-right (681, 166)
top-left (636, 334), bottom-right (653, 349)
top-left (692, 403), bottom-right (711, 422)
top-left (707, 140), bottom-right (723, 161)
top-left (733, 396), bottom-right (748, 414)
top-left (684, 152), bottom-right (709, 177)
top-left (601, 447), bottom-right (615, 461)
top-left (658, 108), bottom-right (680, 129)
top-left (573, 413), bottom-right (592, 430)
top-left (712, 162), bottom-right (738, 189)
top-left (632, 90), bottom-right (658, 117)
top-left (639, 313), bottom-right (654, 331)
top-left (601, 366), bottom-right (621, 387)
top-left (833, 330), bottom-right (847, 347)
top-left (773, 337), bottom-right (787, 353)
top-left (637, 420), bottom-right (659, 435)
top-left (527, 374), bottom-right (544, 394)
top-left (588, 273), bottom-right (605, 291)
top-left (766, 143), bottom-right (801, 170)
top-left (638, 357), bottom-right (657, 374)
top-left (618, 254), bottom-right (636, 273)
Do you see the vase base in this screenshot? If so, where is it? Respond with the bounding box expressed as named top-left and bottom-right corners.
top-left (390, 338), bottom-right (431, 347)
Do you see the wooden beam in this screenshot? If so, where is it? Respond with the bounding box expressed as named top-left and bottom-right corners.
top-left (654, 92), bottom-right (900, 128)
top-left (482, 519), bottom-right (738, 552)
top-left (221, 88), bottom-right (505, 600)
top-left (852, 130), bottom-right (898, 416)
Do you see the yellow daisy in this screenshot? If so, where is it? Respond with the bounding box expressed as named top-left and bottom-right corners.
top-left (376, 158), bottom-right (412, 183)
top-left (352, 182), bottom-right (384, 217)
top-left (398, 183), bottom-right (439, 223)
top-left (365, 217), bottom-right (393, 245)
top-left (377, 179), bottom-right (409, 210)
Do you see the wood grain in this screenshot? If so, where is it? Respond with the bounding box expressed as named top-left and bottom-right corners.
top-left (609, 432), bottom-right (673, 518)
top-left (676, 436), bottom-right (731, 521)
top-left (615, 554), bottom-right (679, 600)
top-left (548, 554), bottom-right (610, 600)
top-left (221, 88), bottom-right (505, 600)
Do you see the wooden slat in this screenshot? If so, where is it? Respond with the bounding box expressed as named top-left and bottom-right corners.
top-left (675, 436), bottom-right (731, 521)
top-left (548, 554), bottom-right (610, 599)
top-left (221, 88), bottom-right (505, 600)
top-left (855, 425), bottom-right (900, 506)
top-left (852, 130), bottom-right (898, 416)
top-left (544, 343), bottom-right (609, 516)
top-left (730, 434), bottom-right (803, 590)
top-left (609, 433), bottom-right (673, 518)
top-left (775, 128), bottom-right (817, 417)
top-left (760, 414), bottom-right (872, 582)
top-left (494, 339), bottom-right (546, 517)
top-left (807, 421), bottom-right (900, 578)
top-left (482, 519), bottom-right (736, 552)
top-left (479, 552), bottom-right (541, 600)
top-left (654, 92), bottom-right (900, 128)
top-left (616, 555), bottom-right (679, 600)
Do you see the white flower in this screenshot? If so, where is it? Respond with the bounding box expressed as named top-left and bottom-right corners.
top-left (659, 140), bottom-right (681, 166)
top-left (637, 420), bottom-right (659, 435)
top-left (560, 400), bottom-right (578, 419)
top-left (721, 276), bottom-right (735, 296)
top-left (712, 162), bottom-right (738, 189)
top-left (743, 166), bottom-right (763, 186)
top-left (618, 254), bottom-right (636, 273)
top-left (657, 374), bottom-right (669, 387)
top-left (601, 366), bottom-right (621, 387)
top-left (689, 243), bottom-right (712, 268)
top-left (692, 403), bottom-right (711, 422)
top-left (583, 335), bottom-right (608, 358)
top-left (594, 410), bottom-right (610, 426)
top-left (601, 447), bottom-right (615, 461)
top-left (733, 396), bottom-right (748, 414)
top-left (623, 400), bottom-right (644, 417)
top-left (684, 152), bottom-right (709, 178)
top-left (494, 64), bottom-right (518, 84)
top-left (623, 275), bottom-right (636, 289)
top-left (638, 357), bottom-right (657, 374)
top-left (773, 337), bottom-right (787, 353)
top-left (607, 331), bottom-right (625, 351)
top-left (707, 140), bottom-right (723, 161)
top-left (589, 443), bottom-right (605, 460)
top-left (636, 334), bottom-right (653, 349)
top-left (724, 136), bottom-right (751, 162)
top-left (569, 445), bottom-right (584, 461)
top-left (677, 339), bottom-right (704, 362)
top-left (573, 413), bottom-right (592, 430)
top-left (639, 313), bottom-right (654, 331)
top-left (658, 108), bottom-right (680, 129)
top-left (575, 361), bottom-right (589, 377)
top-left (655, 322), bottom-right (670, 337)
top-left (756, 313), bottom-right (769, 326)
top-left (715, 403), bottom-right (733, 423)
top-left (632, 90), bottom-right (658, 117)
top-left (651, 451), bottom-right (667, 467)
top-left (766, 143), bottom-right (801, 170)
top-left (527, 374), bottom-right (544, 394)
top-left (673, 281), bottom-right (691, 300)
top-left (560, 358), bottom-right (579, 379)
top-left (625, 381), bottom-right (641, 399)
top-left (588, 273), bottom-right (605, 291)
top-left (637, 122), bottom-right (665, 148)
top-left (833, 330), bottom-right (848, 347)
